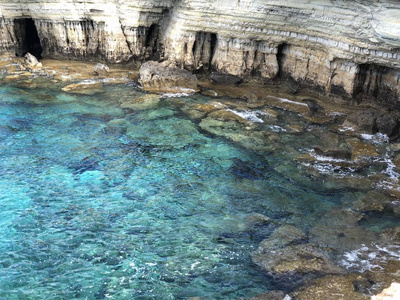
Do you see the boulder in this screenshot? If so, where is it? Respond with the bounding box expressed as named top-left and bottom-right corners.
top-left (94, 63), bottom-right (110, 75)
top-left (24, 52), bottom-right (42, 70)
top-left (210, 72), bottom-right (243, 85)
top-left (376, 112), bottom-right (399, 138)
top-left (342, 110), bottom-right (378, 134)
top-left (139, 61), bottom-right (198, 93)
top-left (303, 99), bottom-right (325, 116)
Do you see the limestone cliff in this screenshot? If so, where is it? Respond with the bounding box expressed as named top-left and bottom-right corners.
top-left (1, 0), bottom-right (400, 106)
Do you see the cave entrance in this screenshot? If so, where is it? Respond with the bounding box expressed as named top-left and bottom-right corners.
top-left (145, 24), bottom-right (160, 60)
top-left (276, 43), bottom-right (288, 77)
top-left (14, 18), bottom-right (43, 59)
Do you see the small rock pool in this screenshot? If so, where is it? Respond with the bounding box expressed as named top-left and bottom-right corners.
top-left (0, 83), bottom-right (399, 299)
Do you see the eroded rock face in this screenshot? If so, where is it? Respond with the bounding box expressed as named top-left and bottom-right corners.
top-left (1, 1), bottom-right (400, 105)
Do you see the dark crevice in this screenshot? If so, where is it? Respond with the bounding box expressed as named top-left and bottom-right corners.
top-left (14, 18), bottom-right (43, 59)
top-left (209, 33), bottom-right (217, 68)
top-left (145, 24), bottom-right (159, 59)
top-left (145, 24), bottom-right (157, 47)
top-left (192, 40), bottom-right (197, 56)
top-left (276, 43), bottom-right (287, 77)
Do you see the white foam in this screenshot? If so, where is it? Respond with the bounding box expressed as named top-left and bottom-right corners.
top-left (309, 150), bottom-right (348, 163)
top-left (376, 245), bottom-right (400, 259)
top-left (268, 96), bottom-right (308, 107)
top-left (341, 245), bottom-right (381, 272)
top-left (267, 125), bottom-right (287, 132)
top-left (101, 78), bottom-right (129, 83)
top-left (338, 126), bottom-right (356, 132)
top-left (78, 79), bottom-right (99, 84)
top-left (361, 132), bottom-right (389, 144)
top-left (161, 88), bottom-right (196, 98)
top-left (303, 162), bottom-right (343, 175)
top-left (382, 156), bottom-right (400, 179)
top-left (227, 109), bottom-right (268, 123)
top-left (341, 244), bottom-right (400, 272)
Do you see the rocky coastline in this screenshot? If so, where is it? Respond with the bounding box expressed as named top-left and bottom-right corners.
top-left (1, 0), bottom-right (400, 299)
top-left (0, 52), bottom-right (400, 299)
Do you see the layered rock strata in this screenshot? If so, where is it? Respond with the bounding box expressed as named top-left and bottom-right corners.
top-left (1, 1), bottom-right (400, 104)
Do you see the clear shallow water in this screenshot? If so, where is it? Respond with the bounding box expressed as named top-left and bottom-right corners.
top-left (0, 84), bottom-right (389, 299)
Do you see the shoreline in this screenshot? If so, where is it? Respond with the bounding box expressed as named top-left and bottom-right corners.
top-left (1, 55), bottom-right (400, 299)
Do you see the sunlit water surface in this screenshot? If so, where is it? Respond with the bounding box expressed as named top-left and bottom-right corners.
top-left (0, 84), bottom-right (393, 299)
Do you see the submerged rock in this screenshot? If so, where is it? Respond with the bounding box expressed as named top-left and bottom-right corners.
top-left (310, 209), bottom-right (378, 252)
top-left (352, 190), bottom-right (392, 213)
top-left (253, 225), bottom-right (341, 278)
top-left (246, 213), bottom-right (273, 226)
top-left (139, 61), bottom-right (198, 93)
top-left (120, 94), bottom-right (160, 110)
top-left (61, 81), bottom-right (104, 95)
top-left (253, 243), bottom-right (342, 277)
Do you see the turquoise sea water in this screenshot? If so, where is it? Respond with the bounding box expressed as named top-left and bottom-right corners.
top-left (0, 84), bottom-right (390, 299)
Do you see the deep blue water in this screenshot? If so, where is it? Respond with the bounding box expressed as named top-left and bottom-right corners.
top-left (0, 84), bottom-right (365, 299)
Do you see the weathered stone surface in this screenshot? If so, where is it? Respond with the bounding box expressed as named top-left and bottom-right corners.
top-left (253, 243), bottom-right (342, 277)
top-left (346, 138), bottom-right (379, 160)
top-left (292, 274), bottom-right (369, 300)
top-left (61, 81), bottom-right (104, 95)
top-left (253, 225), bottom-right (341, 278)
top-left (139, 61), bottom-right (198, 93)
